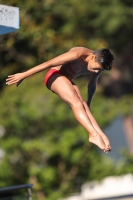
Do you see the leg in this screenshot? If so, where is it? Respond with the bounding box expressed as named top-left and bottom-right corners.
top-left (73, 84), bottom-right (111, 151)
top-left (83, 102), bottom-right (111, 151)
top-left (48, 74), bottom-right (108, 152)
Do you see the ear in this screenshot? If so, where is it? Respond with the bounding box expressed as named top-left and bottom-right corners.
top-left (91, 54), bottom-right (96, 60)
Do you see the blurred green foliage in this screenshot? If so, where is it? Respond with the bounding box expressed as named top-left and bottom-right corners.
top-left (0, 0), bottom-right (133, 199)
top-left (0, 75), bottom-right (133, 200)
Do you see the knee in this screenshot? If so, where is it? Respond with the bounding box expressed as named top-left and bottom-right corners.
top-left (69, 95), bottom-right (83, 108)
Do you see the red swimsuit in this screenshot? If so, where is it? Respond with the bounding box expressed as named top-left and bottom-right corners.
top-left (44, 68), bottom-right (63, 88)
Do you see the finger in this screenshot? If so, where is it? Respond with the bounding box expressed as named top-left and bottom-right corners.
top-left (6, 78), bottom-right (14, 82)
top-left (6, 79), bottom-right (15, 83)
top-left (7, 75), bottom-right (12, 78)
top-left (6, 74), bottom-right (16, 79)
top-left (6, 76), bottom-right (13, 80)
top-left (6, 80), bottom-right (17, 85)
top-left (6, 76), bottom-right (16, 81)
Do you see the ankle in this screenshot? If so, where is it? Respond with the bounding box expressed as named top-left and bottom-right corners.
top-left (89, 130), bottom-right (98, 137)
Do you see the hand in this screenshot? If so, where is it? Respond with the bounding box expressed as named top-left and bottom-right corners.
top-left (6, 73), bottom-right (25, 87)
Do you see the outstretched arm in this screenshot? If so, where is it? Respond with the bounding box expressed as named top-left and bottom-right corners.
top-left (87, 71), bottom-right (102, 107)
top-left (6, 47), bottom-right (90, 86)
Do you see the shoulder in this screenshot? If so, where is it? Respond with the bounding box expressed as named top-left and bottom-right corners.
top-left (69, 47), bottom-right (92, 57)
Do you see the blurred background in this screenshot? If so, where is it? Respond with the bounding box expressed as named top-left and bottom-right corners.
top-left (0, 0), bottom-right (133, 199)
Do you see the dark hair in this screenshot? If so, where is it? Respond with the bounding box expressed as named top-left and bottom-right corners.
top-left (94, 48), bottom-right (115, 70)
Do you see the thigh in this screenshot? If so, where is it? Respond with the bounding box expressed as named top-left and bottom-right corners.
top-left (49, 74), bottom-right (81, 104)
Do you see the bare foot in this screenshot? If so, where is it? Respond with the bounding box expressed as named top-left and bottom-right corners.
top-left (89, 134), bottom-right (108, 153)
top-left (98, 133), bottom-right (111, 152)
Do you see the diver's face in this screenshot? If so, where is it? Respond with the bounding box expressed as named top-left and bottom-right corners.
top-left (87, 54), bottom-right (103, 73)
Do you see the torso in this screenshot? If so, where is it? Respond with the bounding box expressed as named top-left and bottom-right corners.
top-left (52, 58), bottom-right (91, 80)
